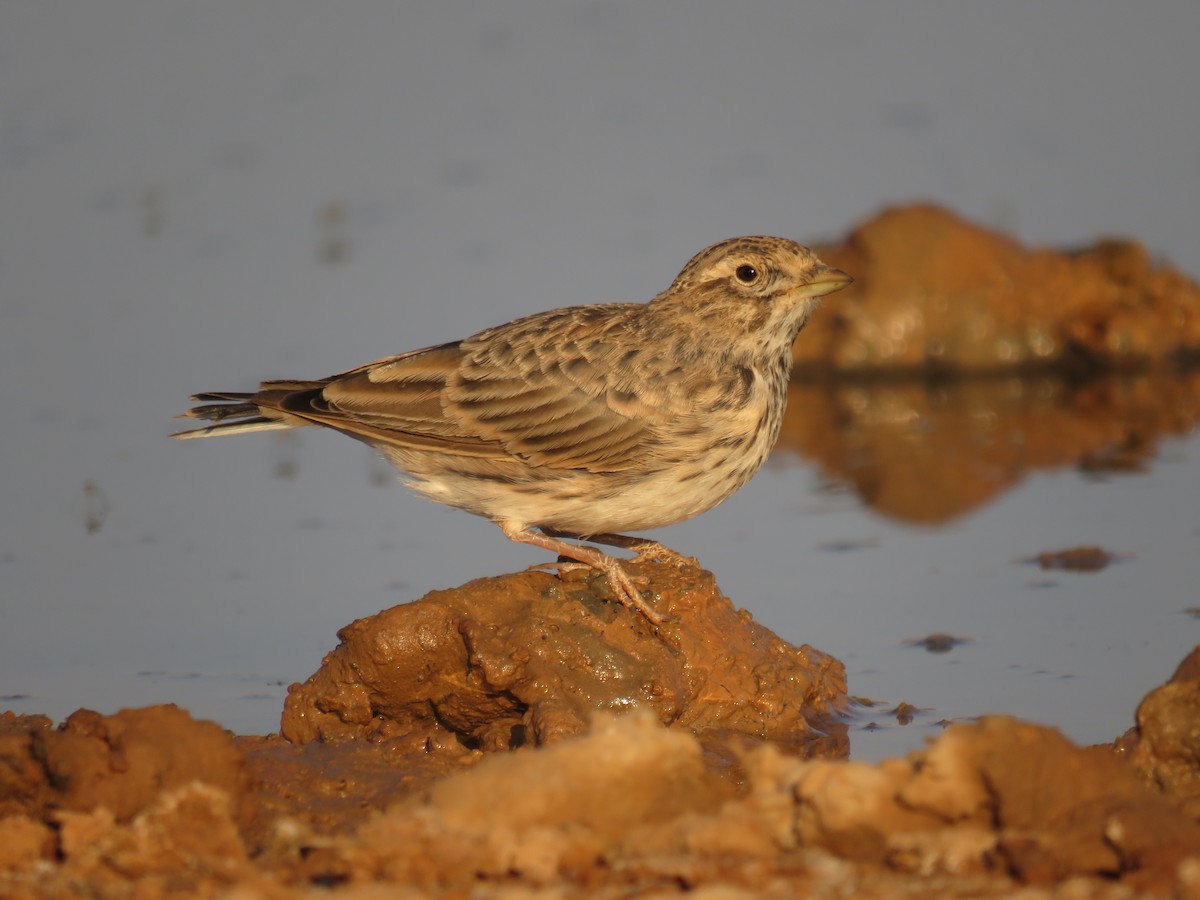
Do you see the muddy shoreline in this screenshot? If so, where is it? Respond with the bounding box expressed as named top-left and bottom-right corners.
top-left (3, 563), bottom-right (1200, 896)
top-left (4, 206), bottom-right (1199, 896)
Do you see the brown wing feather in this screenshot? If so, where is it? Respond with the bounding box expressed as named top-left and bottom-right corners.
top-left (443, 305), bottom-right (684, 471)
top-left (279, 341), bottom-right (509, 457)
top-left (319, 343), bottom-right (473, 437)
top-left (253, 306), bottom-right (689, 472)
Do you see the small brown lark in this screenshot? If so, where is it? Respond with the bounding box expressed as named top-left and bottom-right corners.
top-left (174, 236), bottom-right (851, 624)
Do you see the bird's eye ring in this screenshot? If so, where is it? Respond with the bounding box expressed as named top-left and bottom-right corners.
top-left (735, 264), bottom-right (759, 284)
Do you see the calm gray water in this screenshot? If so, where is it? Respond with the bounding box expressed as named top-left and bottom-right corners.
top-left (2, 3), bottom-right (1198, 761)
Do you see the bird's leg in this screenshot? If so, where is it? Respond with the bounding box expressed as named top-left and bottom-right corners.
top-left (500, 521), bottom-right (664, 625)
top-left (544, 529), bottom-right (698, 569)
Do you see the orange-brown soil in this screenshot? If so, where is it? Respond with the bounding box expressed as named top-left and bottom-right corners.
top-left (802, 203), bottom-right (1200, 375)
top-left (3, 565), bottom-right (1200, 897)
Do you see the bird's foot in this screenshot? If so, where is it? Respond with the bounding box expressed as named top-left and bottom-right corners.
top-left (627, 540), bottom-right (698, 570)
top-left (526, 558), bottom-right (664, 623)
top-left (526, 559), bottom-right (594, 578)
top-left (505, 522), bottom-right (668, 625)
top-left (596, 557), bottom-right (666, 625)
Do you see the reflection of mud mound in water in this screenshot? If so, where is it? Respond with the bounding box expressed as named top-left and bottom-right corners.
top-left (778, 370), bottom-right (1200, 523)
top-left (799, 204), bottom-right (1200, 374)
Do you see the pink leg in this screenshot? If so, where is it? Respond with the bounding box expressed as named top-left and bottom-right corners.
top-left (584, 533), bottom-right (698, 569)
top-left (500, 521), bottom-right (665, 624)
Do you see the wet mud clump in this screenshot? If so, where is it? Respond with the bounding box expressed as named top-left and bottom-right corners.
top-left (280, 560), bottom-right (846, 754)
top-left (1030, 545), bottom-right (1119, 572)
top-left (803, 203), bottom-right (1200, 375)
top-left (1118, 646), bottom-right (1200, 820)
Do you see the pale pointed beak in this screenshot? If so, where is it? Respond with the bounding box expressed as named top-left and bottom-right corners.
top-left (797, 264), bottom-right (853, 298)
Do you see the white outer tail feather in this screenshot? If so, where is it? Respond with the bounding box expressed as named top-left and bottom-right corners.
top-left (171, 419), bottom-right (293, 440)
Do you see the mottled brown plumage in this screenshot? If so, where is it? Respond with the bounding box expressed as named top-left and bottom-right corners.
top-left (174, 236), bottom-right (851, 623)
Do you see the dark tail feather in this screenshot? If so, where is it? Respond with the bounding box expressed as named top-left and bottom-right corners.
top-left (172, 391), bottom-right (290, 440)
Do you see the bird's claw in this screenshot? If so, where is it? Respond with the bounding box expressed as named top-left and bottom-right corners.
top-left (601, 559), bottom-right (666, 625)
top-left (629, 541), bottom-right (698, 570)
top-left (528, 559), bottom-right (664, 625)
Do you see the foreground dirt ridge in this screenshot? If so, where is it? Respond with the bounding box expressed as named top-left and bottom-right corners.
top-left (3, 561), bottom-right (1200, 897)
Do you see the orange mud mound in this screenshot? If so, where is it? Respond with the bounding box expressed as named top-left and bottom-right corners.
top-left (3, 568), bottom-right (1200, 896)
top-left (801, 203), bottom-right (1200, 375)
top-left (279, 560), bottom-right (846, 753)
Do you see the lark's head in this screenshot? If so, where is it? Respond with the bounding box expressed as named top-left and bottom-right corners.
top-left (667, 235), bottom-right (850, 304)
top-left (654, 235), bottom-right (852, 347)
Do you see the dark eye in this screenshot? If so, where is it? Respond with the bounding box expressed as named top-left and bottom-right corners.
top-left (735, 264), bottom-right (759, 284)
